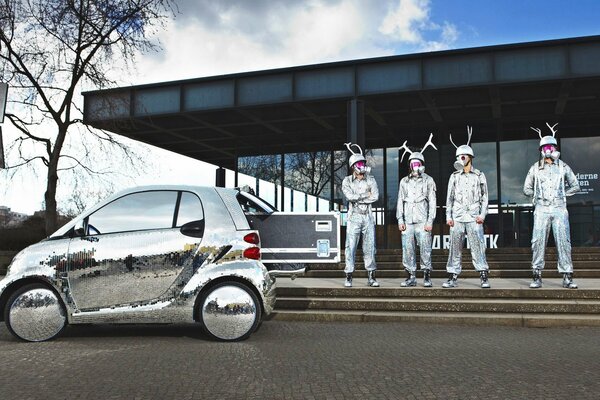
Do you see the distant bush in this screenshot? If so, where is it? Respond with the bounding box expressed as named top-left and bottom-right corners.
top-left (0, 215), bottom-right (71, 251)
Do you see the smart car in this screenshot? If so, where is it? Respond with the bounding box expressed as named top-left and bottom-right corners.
top-left (0, 186), bottom-right (339, 342)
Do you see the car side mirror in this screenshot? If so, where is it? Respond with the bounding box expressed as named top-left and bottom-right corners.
top-left (73, 220), bottom-right (86, 237)
top-left (180, 219), bottom-right (205, 238)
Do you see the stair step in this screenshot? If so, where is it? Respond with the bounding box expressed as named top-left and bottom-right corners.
top-left (307, 261), bottom-right (600, 270)
top-left (303, 269), bottom-right (600, 279)
top-left (270, 310), bottom-right (600, 328)
top-left (276, 286), bottom-right (600, 299)
top-left (341, 255), bottom-right (600, 262)
top-left (275, 297), bottom-right (600, 313)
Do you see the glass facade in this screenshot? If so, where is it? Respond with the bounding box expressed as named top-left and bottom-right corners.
top-left (237, 134), bottom-right (600, 248)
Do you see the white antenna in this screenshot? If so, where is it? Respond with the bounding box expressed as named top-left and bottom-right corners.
top-left (421, 133), bottom-right (438, 153)
top-left (344, 142), bottom-right (363, 155)
top-left (466, 125), bottom-right (473, 146)
top-left (449, 133), bottom-right (458, 149)
top-left (399, 140), bottom-right (413, 163)
top-left (530, 127), bottom-right (543, 139)
top-left (546, 122), bottom-right (558, 137)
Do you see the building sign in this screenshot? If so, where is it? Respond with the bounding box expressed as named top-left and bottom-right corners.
top-left (575, 172), bottom-right (599, 197)
top-left (432, 234), bottom-right (499, 249)
top-left (562, 137), bottom-right (600, 204)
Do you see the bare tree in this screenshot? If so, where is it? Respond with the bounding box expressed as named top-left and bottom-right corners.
top-left (0, 0), bottom-right (175, 234)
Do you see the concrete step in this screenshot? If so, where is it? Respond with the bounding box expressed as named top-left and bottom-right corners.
top-left (276, 286), bottom-right (600, 300)
top-left (275, 296), bottom-right (600, 314)
top-left (307, 261), bottom-right (600, 270)
top-left (272, 277), bottom-right (600, 328)
top-left (340, 254), bottom-right (600, 262)
top-left (350, 248), bottom-right (600, 255)
top-left (304, 269), bottom-right (600, 279)
top-left (269, 309), bottom-right (600, 328)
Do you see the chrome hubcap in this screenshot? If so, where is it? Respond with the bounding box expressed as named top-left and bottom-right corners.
top-left (201, 285), bottom-right (257, 340)
top-left (9, 288), bottom-right (66, 342)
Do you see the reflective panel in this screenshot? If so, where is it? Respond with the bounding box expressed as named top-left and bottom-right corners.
top-left (499, 139), bottom-right (538, 205)
top-left (88, 191), bottom-right (178, 234)
top-left (201, 285), bottom-right (257, 340)
top-left (67, 230), bottom-right (201, 310)
top-left (9, 288), bottom-right (66, 342)
top-left (176, 192), bottom-right (204, 226)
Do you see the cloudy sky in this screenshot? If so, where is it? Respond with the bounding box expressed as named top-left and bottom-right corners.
top-left (2, 0), bottom-right (600, 214)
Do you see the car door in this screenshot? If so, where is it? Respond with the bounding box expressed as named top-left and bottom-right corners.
top-left (66, 190), bottom-right (205, 311)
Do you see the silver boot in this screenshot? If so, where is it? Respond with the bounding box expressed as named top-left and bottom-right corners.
top-left (529, 269), bottom-right (542, 289)
top-left (367, 270), bottom-right (380, 287)
top-left (400, 270), bottom-right (416, 287)
top-left (442, 273), bottom-right (458, 288)
top-left (344, 273), bottom-right (353, 288)
top-left (423, 269), bottom-right (432, 288)
top-left (480, 270), bottom-right (490, 289)
top-left (562, 273), bottom-right (578, 289)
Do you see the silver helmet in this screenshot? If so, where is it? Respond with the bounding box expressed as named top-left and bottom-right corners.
top-left (399, 133), bottom-right (437, 175)
top-left (531, 123), bottom-right (559, 148)
top-left (408, 151), bottom-right (425, 163)
top-left (539, 135), bottom-right (558, 147)
top-left (345, 142), bottom-right (368, 174)
top-left (348, 153), bottom-right (367, 169)
top-left (455, 144), bottom-right (474, 158)
top-left (531, 123), bottom-right (560, 160)
top-left (450, 126), bottom-right (475, 171)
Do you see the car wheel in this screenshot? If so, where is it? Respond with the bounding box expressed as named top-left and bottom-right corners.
top-left (199, 281), bottom-right (262, 341)
top-left (4, 283), bottom-right (67, 342)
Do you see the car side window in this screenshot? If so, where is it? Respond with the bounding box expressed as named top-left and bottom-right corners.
top-left (176, 192), bottom-right (204, 227)
top-left (87, 191), bottom-right (178, 235)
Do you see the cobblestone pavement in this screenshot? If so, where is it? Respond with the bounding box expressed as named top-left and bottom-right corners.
top-left (0, 320), bottom-right (598, 400)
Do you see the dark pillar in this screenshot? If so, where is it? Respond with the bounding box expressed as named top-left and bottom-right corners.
top-left (0, 126), bottom-right (5, 169)
top-left (215, 167), bottom-right (226, 187)
top-left (347, 99), bottom-right (365, 149)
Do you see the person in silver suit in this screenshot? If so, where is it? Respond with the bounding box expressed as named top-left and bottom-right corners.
top-left (443, 126), bottom-right (491, 288)
top-left (397, 134), bottom-right (438, 287)
top-left (524, 123), bottom-right (580, 289)
top-left (342, 142), bottom-right (380, 288)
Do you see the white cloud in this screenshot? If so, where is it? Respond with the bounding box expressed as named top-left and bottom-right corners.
top-left (379, 0), bottom-right (429, 43)
top-left (127, 0), bottom-right (459, 85)
top-left (2, 0), bottom-right (461, 214)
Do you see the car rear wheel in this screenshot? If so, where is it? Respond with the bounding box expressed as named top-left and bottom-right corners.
top-left (199, 281), bottom-right (262, 341)
top-left (4, 283), bottom-right (67, 342)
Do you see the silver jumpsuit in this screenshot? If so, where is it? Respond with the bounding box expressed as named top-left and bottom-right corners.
top-left (446, 168), bottom-right (490, 274)
top-left (342, 174), bottom-right (379, 273)
top-left (396, 173), bottom-right (437, 273)
top-left (523, 159), bottom-right (580, 273)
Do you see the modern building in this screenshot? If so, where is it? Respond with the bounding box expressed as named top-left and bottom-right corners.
top-left (82, 35), bottom-right (600, 249)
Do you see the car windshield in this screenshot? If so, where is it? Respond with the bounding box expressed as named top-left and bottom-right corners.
top-left (236, 191), bottom-right (277, 214)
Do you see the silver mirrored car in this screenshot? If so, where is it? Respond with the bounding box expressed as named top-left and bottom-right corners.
top-left (0, 185), bottom-right (340, 341)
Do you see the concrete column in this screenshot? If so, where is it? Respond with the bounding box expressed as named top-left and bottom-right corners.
top-left (347, 99), bottom-right (365, 149)
top-left (215, 167), bottom-right (226, 187)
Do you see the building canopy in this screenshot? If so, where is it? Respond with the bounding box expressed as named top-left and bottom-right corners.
top-left (83, 36), bottom-right (600, 170)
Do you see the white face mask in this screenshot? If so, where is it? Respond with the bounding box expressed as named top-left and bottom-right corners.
top-left (410, 160), bottom-right (425, 175)
top-left (454, 155), bottom-right (470, 171)
top-left (541, 150), bottom-right (560, 160)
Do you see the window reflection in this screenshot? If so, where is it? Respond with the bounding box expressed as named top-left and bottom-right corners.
top-left (499, 139), bottom-right (538, 205)
top-left (238, 155), bottom-right (282, 209)
top-left (562, 137), bottom-right (600, 205)
top-left (284, 152), bottom-right (333, 205)
top-left (87, 191), bottom-right (177, 235)
top-left (471, 142), bottom-right (497, 203)
top-left (176, 192), bottom-right (204, 227)
top-left (365, 149), bottom-right (384, 208)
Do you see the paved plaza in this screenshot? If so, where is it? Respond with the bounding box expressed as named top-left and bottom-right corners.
top-left (0, 319), bottom-right (598, 400)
